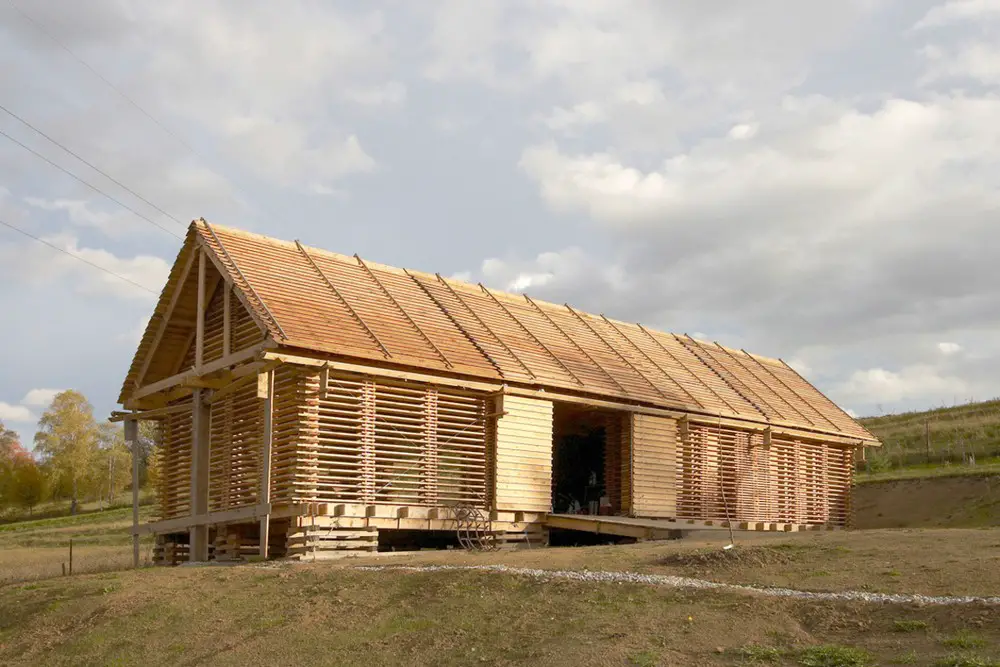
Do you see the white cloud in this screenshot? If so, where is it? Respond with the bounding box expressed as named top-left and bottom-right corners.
top-left (0, 403), bottom-right (34, 423)
top-left (914, 0), bottom-right (1000, 29)
top-left (845, 408), bottom-right (859, 418)
top-left (20, 388), bottom-right (64, 408)
top-left (0, 232), bottom-right (170, 301)
top-left (938, 342), bottom-right (963, 355)
top-left (345, 81), bottom-right (407, 106)
top-left (836, 366), bottom-right (968, 405)
top-left (920, 42), bottom-right (1000, 86)
top-left (728, 123), bottom-right (758, 140)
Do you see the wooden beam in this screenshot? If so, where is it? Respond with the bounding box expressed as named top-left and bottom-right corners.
top-left (130, 344), bottom-right (267, 402)
top-left (189, 389), bottom-right (210, 561)
top-left (259, 370), bottom-right (274, 559)
top-left (125, 419), bottom-right (140, 568)
top-left (294, 240), bottom-right (392, 359)
top-left (637, 325), bottom-right (742, 416)
top-left (262, 351), bottom-right (503, 393)
top-left (110, 403), bottom-right (190, 422)
top-left (525, 295), bottom-right (628, 395)
top-left (601, 316), bottom-right (706, 409)
top-left (195, 250), bottom-right (206, 369)
top-left (223, 285), bottom-right (231, 357)
top-left (356, 255), bottom-right (452, 368)
top-left (480, 284), bottom-right (584, 386)
top-left (135, 248), bottom-right (197, 388)
top-left (434, 274), bottom-right (536, 379)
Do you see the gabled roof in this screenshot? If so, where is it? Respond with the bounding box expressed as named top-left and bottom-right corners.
top-left (120, 220), bottom-right (878, 443)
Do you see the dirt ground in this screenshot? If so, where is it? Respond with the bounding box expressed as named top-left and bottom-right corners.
top-left (853, 473), bottom-right (1000, 529)
top-left (2, 529), bottom-right (999, 666)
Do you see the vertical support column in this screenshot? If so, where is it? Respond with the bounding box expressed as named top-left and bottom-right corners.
top-left (360, 379), bottom-right (377, 503)
top-left (125, 418), bottom-right (140, 568)
top-left (258, 371), bottom-right (274, 558)
top-left (195, 250), bottom-right (206, 370)
top-left (222, 285), bottom-right (231, 357)
top-left (423, 387), bottom-right (438, 505)
top-left (189, 388), bottom-right (211, 561)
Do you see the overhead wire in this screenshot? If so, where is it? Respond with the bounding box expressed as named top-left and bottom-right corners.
top-left (0, 217), bottom-right (159, 295)
top-left (0, 103), bottom-right (186, 226)
top-left (6, 0), bottom-right (204, 161)
top-left (0, 128), bottom-right (183, 240)
top-left (7, 0), bottom-right (254, 218)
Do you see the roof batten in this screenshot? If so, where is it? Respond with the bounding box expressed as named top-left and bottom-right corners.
top-left (295, 241), bottom-right (392, 359)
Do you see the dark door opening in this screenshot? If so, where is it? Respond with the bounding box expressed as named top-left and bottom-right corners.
top-left (551, 404), bottom-right (628, 515)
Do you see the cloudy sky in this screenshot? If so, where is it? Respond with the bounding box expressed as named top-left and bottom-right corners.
top-left (1, 0), bottom-right (998, 446)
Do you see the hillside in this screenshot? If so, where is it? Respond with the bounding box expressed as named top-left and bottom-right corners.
top-left (2, 529), bottom-right (1000, 666)
top-left (858, 398), bottom-right (1000, 472)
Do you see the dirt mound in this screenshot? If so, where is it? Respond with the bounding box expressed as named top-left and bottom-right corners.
top-left (657, 545), bottom-right (795, 570)
top-left (853, 473), bottom-right (1000, 529)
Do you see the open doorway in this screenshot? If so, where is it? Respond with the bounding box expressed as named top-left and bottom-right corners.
top-left (551, 403), bottom-right (629, 516)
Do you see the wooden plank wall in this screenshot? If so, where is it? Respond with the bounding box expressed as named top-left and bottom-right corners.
top-left (494, 395), bottom-right (553, 512)
top-left (675, 423), bottom-right (853, 526)
top-left (630, 414), bottom-right (677, 518)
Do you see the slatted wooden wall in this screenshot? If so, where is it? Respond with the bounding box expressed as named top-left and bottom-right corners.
top-left (494, 395), bottom-right (554, 512)
top-left (630, 414), bottom-right (678, 518)
top-left (207, 382), bottom-right (263, 512)
top-left (675, 422), bottom-right (853, 526)
top-left (288, 368), bottom-right (490, 507)
top-left (158, 397), bottom-right (193, 520)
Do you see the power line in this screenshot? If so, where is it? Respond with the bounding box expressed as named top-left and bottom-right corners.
top-left (0, 128), bottom-right (183, 240)
top-left (7, 0), bottom-right (203, 161)
top-left (0, 218), bottom-right (159, 295)
top-left (0, 103), bottom-right (186, 226)
top-left (7, 0), bottom-right (253, 218)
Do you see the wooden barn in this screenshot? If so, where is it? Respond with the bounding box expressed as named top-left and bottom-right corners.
top-left (115, 220), bottom-right (879, 564)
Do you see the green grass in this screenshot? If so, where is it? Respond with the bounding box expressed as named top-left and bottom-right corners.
top-left (934, 655), bottom-right (1000, 667)
top-left (858, 398), bottom-right (1000, 474)
top-left (893, 620), bottom-right (929, 633)
top-left (797, 645), bottom-right (872, 667)
top-left (942, 630), bottom-right (989, 651)
top-left (736, 643), bottom-right (784, 663)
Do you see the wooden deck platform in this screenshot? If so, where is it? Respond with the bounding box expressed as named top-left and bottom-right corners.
top-left (544, 514), bottom-right (840, 539)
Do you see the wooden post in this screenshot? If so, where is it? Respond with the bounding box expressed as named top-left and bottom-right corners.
top-left (125, 418), bottom-right (140, 568)
top-left (190, 389), bottom-right (211, 561)
top-left (259, 371), bottom-right (274, 559)
top-left (195, 250), bottom-right (206, 370)
top-left (222, 286), bottom-right (231, 358)
top-left (69, 538), bottom-right (73, 575)
top-left (925, 420), bottom-right (931, 464)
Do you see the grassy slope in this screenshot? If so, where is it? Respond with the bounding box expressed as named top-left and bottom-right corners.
top-left (859, 399), bottom-right (1000, 471)
top-left (0, 505), bottom-right (155, 584)
top-left (3, 534), bottom-right (1000, 667)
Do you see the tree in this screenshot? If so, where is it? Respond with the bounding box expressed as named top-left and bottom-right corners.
top-left (10, 457), bottom-right (45, 515)
top-left (96, 422), bottom-right (133, 505)
top-left (33, 390), bottom-right (100, 514)
top-left (0, 421), bottom-right (31, 511)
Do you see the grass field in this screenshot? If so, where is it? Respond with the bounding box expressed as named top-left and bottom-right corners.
top-left (1, 528), bottom-right (999, 666)
top-left (859, 399), bottom-right (1000, 472)
top-left (0, 505), bottom-right (156, 584)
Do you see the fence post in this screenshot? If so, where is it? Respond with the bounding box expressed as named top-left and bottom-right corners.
top-left (925, 421), bottom-right (931, 464)
top-left (69, 538), bottom-right (73, 576)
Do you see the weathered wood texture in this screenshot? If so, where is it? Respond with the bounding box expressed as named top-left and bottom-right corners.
top-left (494, 395), bottom-right (554, 512)
top-left (630, 414), bottom-right (677, 518)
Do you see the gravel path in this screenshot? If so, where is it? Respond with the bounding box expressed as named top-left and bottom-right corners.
top-left (355, 564), bottom-right (1000, 606)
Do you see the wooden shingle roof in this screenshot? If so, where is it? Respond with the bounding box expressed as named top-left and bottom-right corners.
top-left (120, 220), bottom-right (878, 443)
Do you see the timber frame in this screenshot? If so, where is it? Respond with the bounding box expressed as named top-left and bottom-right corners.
top-left (115, 221), bottom-right (878, 565)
